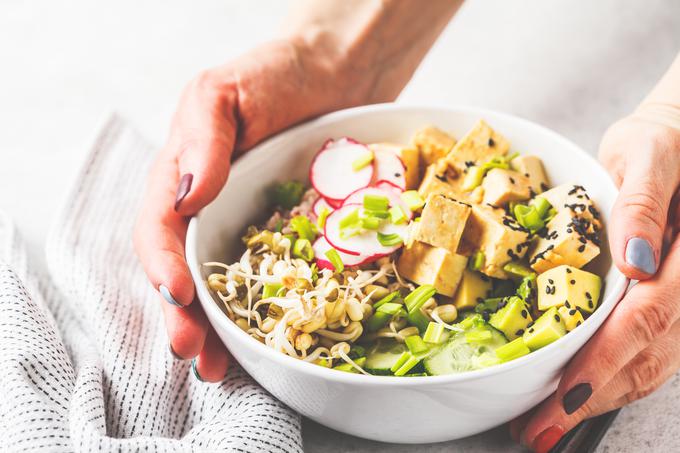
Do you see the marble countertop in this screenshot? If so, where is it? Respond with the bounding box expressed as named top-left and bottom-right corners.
top-left (2, 0), bottom-right (679, 451)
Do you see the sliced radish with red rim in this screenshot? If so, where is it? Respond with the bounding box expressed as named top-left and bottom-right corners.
top-left (312, 236), bottom-right (376, 269)
top-left (312, 197), bottom-right (335, 218)
top-left (371, 147), bottom-right (406, 191)
top-left (324, 204), bottom-right (408, 256)
top-left (309, 137), bottom-right (374, 202)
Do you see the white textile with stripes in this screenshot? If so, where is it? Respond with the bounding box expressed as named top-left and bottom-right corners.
top-left (0, 115), bottom-right (302, 453)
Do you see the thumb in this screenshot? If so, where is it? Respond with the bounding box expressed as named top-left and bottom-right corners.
top-left (608, 142), bottom-right (677, 279)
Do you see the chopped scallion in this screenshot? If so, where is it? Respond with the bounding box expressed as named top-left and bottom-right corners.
top-left (366, 302), bottom-right (403, 331)
top-left (316, 207), bottom-right (330, 230)
top-left (404, 335), bottom-right (429, 355)
top-left (363, 194), bottom-right (390, 212)
top-left (389, 206), bottom-right (407, 224)
top-left (513, 204), bottom-right (544, 232)
top-left (462, 166), bottom-right (486, 191)
top-left (393, 354), bottom-right (421, 376)
top-left (376, 232), bottom-right (403, 247)
top-left (465, 329), bottom-right (492, 343)
top-left (495, 337), bottom-right (531, 362)
top-left (390, 351), bottom-right (411, 373)
top-left (292, 238), bottom-right (314, 261)
top-left (324, 249), bottom-right (344, 273)
top-left (373, 291), bottom-right (401, 310)
top-left (531, 196), bottom-right (552, 218)
top-left (364, 209), bottom-right (390, 219)
top-left (352, 151), bottom-right (374, 171)
top-left (290, 215), bottom-right (318, 242)
top-left (407, 307), bottom-right (431, 334)
top-left (361, 216), bottom-right (382, 230)
top-left (262, 283), bottom-right (282, 299)
top-left (503, 262), bottom-right (535, 278)
top-left (469, 250), bottom-right (485, 271)
top-left (404, 285), bottom-right (437, 313)
top-left (400, 190), bottom-right (425, 211)
top-left (423, 322), bottom-right (448, 344)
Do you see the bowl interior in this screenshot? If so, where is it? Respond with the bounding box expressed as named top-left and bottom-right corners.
top-left (187, 104), bottom-right (624, 380)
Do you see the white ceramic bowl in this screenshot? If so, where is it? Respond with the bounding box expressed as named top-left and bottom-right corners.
top-left (186, 104), bottom-right (627, 444)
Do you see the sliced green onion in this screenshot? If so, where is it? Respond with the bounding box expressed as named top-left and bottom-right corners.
top-left (324, 249), bottom-right (344, 273)
top-left (457, 313), bottom-right (482, 330)
top-left (290, 215), bottom-right (318, 242)
top-left (361, 216), bottom-right (382, 230)
top-left (495, 337), bottom-right (531, 362)
top-left (333, 356), bottom-right (366, 373)
top-left (366, 302), bottom-right (403, 331)
top-left (292, 238), bottom-right (314, 261)
top-left (423, 322), bottom-right (448, 344)
top-left (339, 209), bottom-right (360, 230)
top-left (377, 232), bottom-right (403, 247)
top-left (404, 285), bottom-right (437, 313)
top-left (262, 283), bottom-right (282, 299)
top-left (545, 207), bottom-right (557, 223)
top-left (316, 207), bottom-right (330, 230)
top-left (268, 180), bottom-right (304, 210)
top-left (469, 251), bottom-right (485, 271)
top-left (364, 209), bottom-right (390, 219)
top-left (462, 166), bottom-right (486, 191)
top-left (506, 151), bottom-right (519, 162)
top-left (389, 206), bottom-right (407, 224)
top-left (531, 196), bottom-right (552, 218)
top-left (352, 151), bottom-right (374, 171)
top-left (474, 297), bottom-right (504, 314)
top-left (390, 351), bottom-right (411, 373)
top-left (407, 307), bottom-right (431, 334)
top-left (400, 190), bottom-right (425, 211)
top-left (373, 291), bottom-right (401, 310)
top-left (503, 262), bottom-right (535, 278)
top-left (513, 204), bottom-right (544, 232)
top-left (465, 329), bottom-right (492, 343)
top-left (363, 194), bottom-right (390, 212)
top-left (516, 274), bottom-right (537, 302)
top-left (404, 335), bottom-right (429, 355)
top-left (393, 354), bottom-right (421, 376)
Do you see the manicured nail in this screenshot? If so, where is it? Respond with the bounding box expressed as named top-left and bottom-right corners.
top-left (563, 382), bottom-right (592, 415)
top-left (159, 284), bottom-right (183, 307)
top-left (531, 424), bottom-right (565, 453)
top-left (625, 237), bottom-right (656, 275)
top-left (168, 343), bottom-right (185, 360)
top-left (174, 173), bottom-right (193, 211)
top-left (191, 358), bottom-right (204, 382)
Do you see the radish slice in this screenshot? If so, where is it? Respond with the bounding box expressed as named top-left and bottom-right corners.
top-left (324, 204), bottom-right (408, 256)
top-left (372, 147), bottom-right (406, 191)
top-left (342, 186), bottom-right (413, 219)
top-left (310, 138), bottom-right (374, 201)
top-left (313, 236), bottom-right (374, 269)
top-left (312, 197), bottom-right (335, 218)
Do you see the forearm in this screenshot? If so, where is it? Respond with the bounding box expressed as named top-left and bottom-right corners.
top-left (635, 52), bottom-right (680, 130)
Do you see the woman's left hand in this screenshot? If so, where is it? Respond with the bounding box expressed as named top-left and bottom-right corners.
top-left (511, 113), bottom-right (680, 452)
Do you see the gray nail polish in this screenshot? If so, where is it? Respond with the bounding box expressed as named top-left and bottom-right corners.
top-left (159, 284), bottom-right (183, 307)
top-left (625, 237), bottom-right (657, 275)
top-left (191, 358), bottom-right (205, 382)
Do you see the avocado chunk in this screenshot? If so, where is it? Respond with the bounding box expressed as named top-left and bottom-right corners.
top-left (489, 296), bottom-right (533, 340)
top-left (523, 307), bottom-right (566, 350)
top-left (452, 269), bottom-right (493, 310)
top-left (558, 305), bottom-right (585, 331)
top-left (537, 264), bottom-right (602, 313)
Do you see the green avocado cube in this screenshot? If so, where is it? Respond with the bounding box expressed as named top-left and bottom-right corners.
top-left (523, 307), bottom-right (566, 350)
top-left (489, 296), bottom-right (533, 340)
top-left (537, 265), bottom-right (601, 313)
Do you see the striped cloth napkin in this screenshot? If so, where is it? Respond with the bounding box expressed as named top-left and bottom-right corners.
top-left (0, 114), bottom-right (302, 453)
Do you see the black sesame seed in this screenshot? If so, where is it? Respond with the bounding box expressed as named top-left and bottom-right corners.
top-left (566, 228), bottom-right (573, 233)
top-left (548, 279), bottom-right (554, 284)
top-left (566, 268), bottom-right (572, 273)
top-left (578, 244), bottom-right (586, 253)
top-left (529, 328), bottom-right (535, 333)
top-left (524, 173), bottom-right (530, 178)
top-left (554, 314), bottom-right (561, 322)
top-left (395, 172), bottom-right (402, 177)
top-left (545, 286), bottom-right (550, 294)
top-left (576, 320), bottom-right (582, 326)
top-left (588, 300), bottom-right (594, 309)
top-left (570, 279), bottom-right (576, 285)
top-left (521, 309), bottom-right (528, 319)
top-left (585, 291), bottom-right (592, 299)
top-left (476, 297), bottom-right (484, 304)
top-left (540, 182), bottom-right (549, 191)
top-left (488, 138), bottom-right (496, 147)
top-left (527, 321), bottom-right (535, 328)
top-left (509, 177), bottom-right (516, 184)
top-left (569, 309), bottom-right (577, 316)
top-left (515, 329), bottom-right (525, 336)
top-left (565, 301), bottom-right (571, 308)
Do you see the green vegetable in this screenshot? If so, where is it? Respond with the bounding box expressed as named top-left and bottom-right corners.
top-left (373, 291), bottom-right (401, 310)
top-left (423, 322), bottom-right (448, 344)
top-left (465, 329), bottom-right (493, 343)
top-left (405, 335), bottom-right (429, 355)
top-left (377, 232), bottom-right (403, 247)
top-left (462, 166), bottom-right (486, 191)
top-left (333, 356), bottom-right (367, 373)
top-left (352, 151), bottom-right (374, 171)
top-left (531, 196), bottom-right (552, 218)
top-left (404, 285), bottom-right (437, 313)
top-left (290, 215), bottom-right (318, 242)
top-left (366, 302), bottom-right (403, 331)
top-left (364, 339), bottom-right (408, 375)
top-left (339, 208), bottom-right (360, 230)
top-left (363, 194), bottom-right (390, 212)
top-left (393, 354), bottom-right (421, 376)
top-left (348, 345), bottom-right (366, 360)
top-left (469, 251), bottom-right (485, 271)
top-left (513, 204), bottom-right (544, 232)
top-left (268, 181), bottom-right (305, 210)
top-left (400, 190), bottom-right (425, 211)
top-left (324, 249), bottom-right (344, 273)
top-left (262, 283), bottom-right (282, 299)
top-left (407, 308), bottom-right (431, 334)
top-left (389, 206), bottom-right (407, 224)
top-left (364, 209), bottom-right (389, 219)
top-left (390, 351), bottom-right (411, 373)
top-left (495, 337), bottom-right (531, 362)
top-left (474, 297), bottom-right (505, 314)
top-left (516, 274), bottom-right (537, 303)
top-left (503, 262), bottom-right (535, 279)
top-left (316, 207), bottom-right (330, 230)
top-left (361, 216), bottom-right (382, 230)
top-left (292, 238), bottom-right (314, 261)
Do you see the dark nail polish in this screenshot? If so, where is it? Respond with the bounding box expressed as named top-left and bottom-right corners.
top-left (191, 358), bottom-right (204, 382)
top-left (531, 424), bottom-right (565, 453)
top-left (625, 237), bottom-right (656, 275)
top-left (174, 173), bottom-right (193, 211)
top-left (563, 382), bottom-right (592, 415)
top-left (169, 344), bottom-right (185, 360)
top-left (159, 284), bottom-right (183, 307)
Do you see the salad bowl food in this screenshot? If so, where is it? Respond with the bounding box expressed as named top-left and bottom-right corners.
top-left (185, 104), bottom-right (627, 443)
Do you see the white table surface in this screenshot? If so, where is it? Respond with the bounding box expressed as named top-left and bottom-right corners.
top-left (2, 1), bottom-right (679, 451)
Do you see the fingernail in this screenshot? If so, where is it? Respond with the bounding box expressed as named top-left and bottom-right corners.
top-left (174, 173), bottom-right (193, 211)
top-left (531, 424), bottom-right (565, 453)
top-left (625, 237), bottom-right (656, 275)
top-left (159, 284), bottom-right (183, 307)
top-left (168, 343), bottom-right (186, 360)
top-left (563, 382), bottom-right (592, 415)
top-left (191, 358), bottom-right (204, 382)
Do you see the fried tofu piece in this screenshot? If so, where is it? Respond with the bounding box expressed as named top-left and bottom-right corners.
top-left (412, 126), bottom-right (457, 167)
top-left (412, 194), bottom-right (471, 253)
top-left (539, 183), bottom-right (601, 228)
top-left (445, 120), bottom-right (509, 171)
top-left (482, 168), bottom-right (532, 207)
top-left (418, 162), bottom-right (462, 200)
top-left (461, 205), bottom-right (531, 279)
top-left (529, 209), bottom-right (600, 273)
top-left (511, 155), bottom-right (549, 194)
top-left (369, 142), bottom-right (420, 190)
top-left (397, 241), bottom-right (468, 296)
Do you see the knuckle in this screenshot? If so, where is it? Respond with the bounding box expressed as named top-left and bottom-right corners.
top-left (619, 189), bottom-right (667, 232)
top-left (629, 302), bottom-right (673, 344)
top-left (627, 349), bottom-right (667, 391)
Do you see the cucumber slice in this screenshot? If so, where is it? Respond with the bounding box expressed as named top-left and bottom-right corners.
top-left (423, 324), bottom-right (508, 376)
top-left (364, 339), bottom-right (408, 375)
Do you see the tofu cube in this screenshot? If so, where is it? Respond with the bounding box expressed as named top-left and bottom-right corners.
top-left (452, 269), bottom-right (493, 310)
top-left (539, 183), bottom-right (601, 228)
top-left (397, 241), bottom-right (468, 296)
top-left (481, 168), bottom-right (532, 206)
top-left (413, 194), bottom-right (471, 252)
top-left (537, 264), bottom-right (602, 313)
top-left (412, 126), bottom-right (457, 167)
top-left (529, 209), bottom-right (600, 273)
top-left (511, 155), bottom-right (549, 194)
top-left (369, 142), bottom-right (420, 190)
top-left (461, 205), bottom-right (531, 279)
top-left (444, 119), bottom-right (509, 171)
top-left (418, 162), bottom-right (463, 200)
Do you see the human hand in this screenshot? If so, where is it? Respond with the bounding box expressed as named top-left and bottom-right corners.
top-left (510, 109), bottom-right (680, 452)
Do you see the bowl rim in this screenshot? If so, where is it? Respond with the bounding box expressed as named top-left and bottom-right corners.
top-left (186, 102), bottom-right (629, 386)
